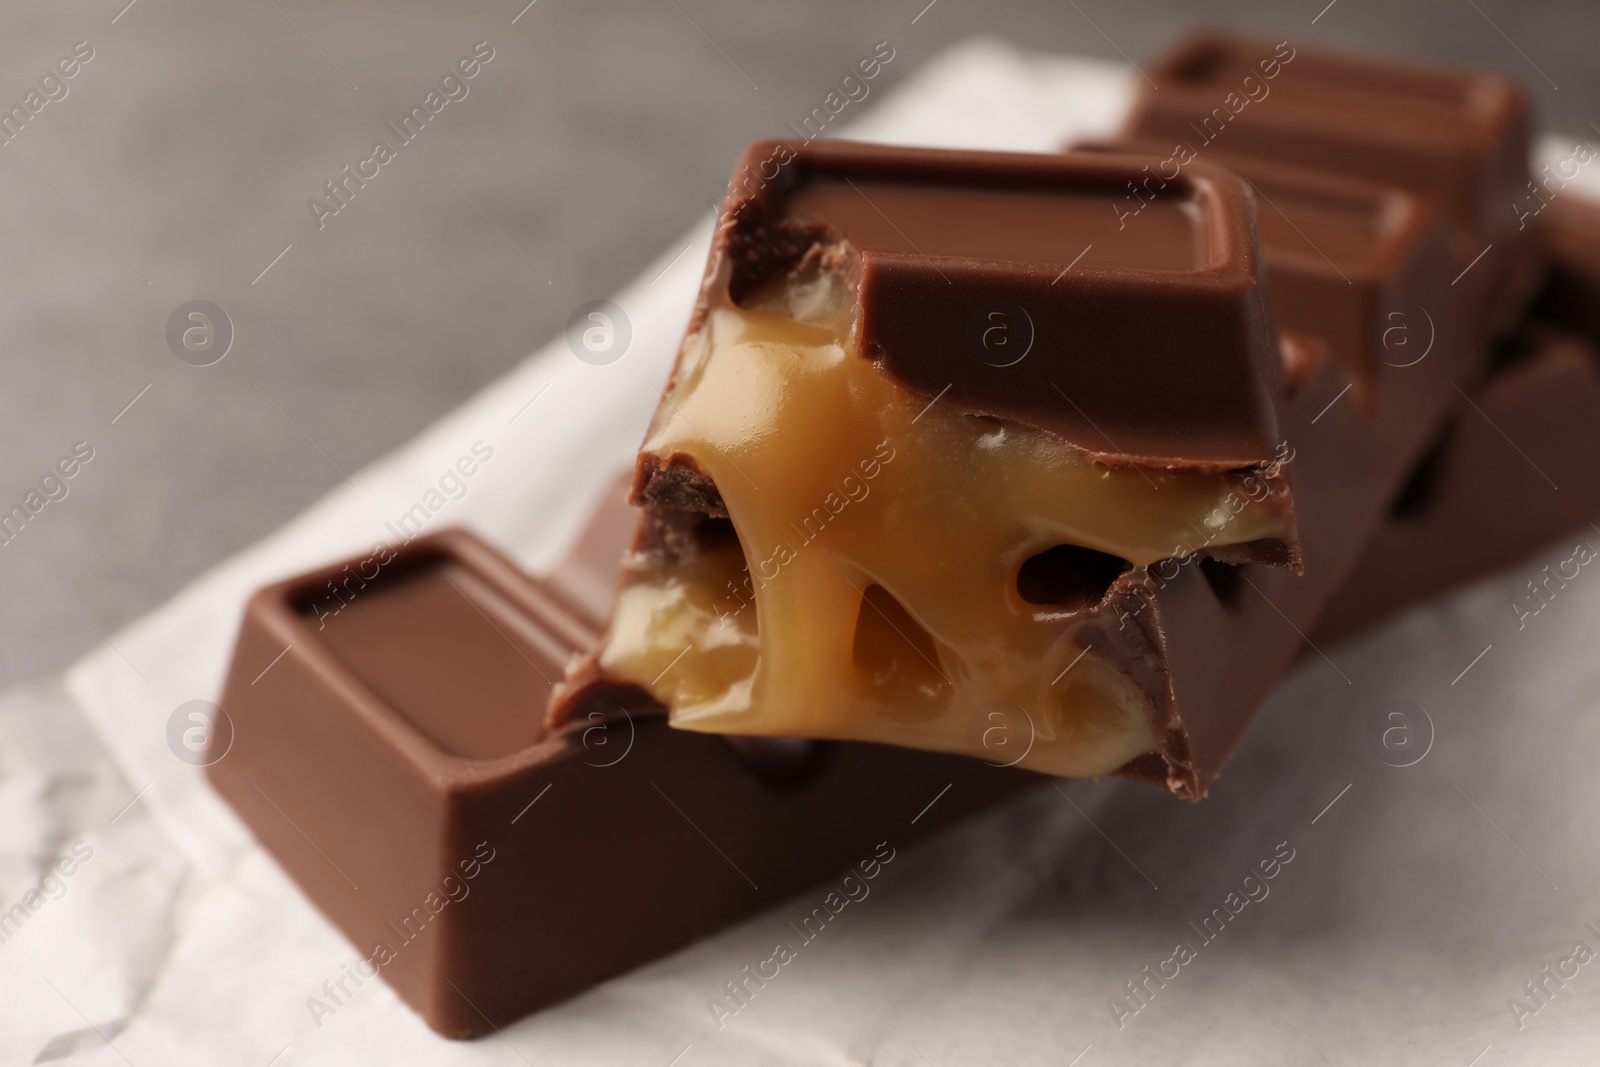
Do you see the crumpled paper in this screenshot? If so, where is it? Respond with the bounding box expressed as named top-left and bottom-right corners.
top-left (2, 36), bottom-right (1596, 1066)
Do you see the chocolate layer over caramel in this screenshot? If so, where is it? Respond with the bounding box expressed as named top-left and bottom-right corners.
top-left (715, 143), bottom-right (1288, 467)
top-left (551, 142), bottom-right (1305, 784)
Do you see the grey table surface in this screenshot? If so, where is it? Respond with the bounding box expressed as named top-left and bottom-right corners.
top-left (0, 0), bottom-right (1592, 692)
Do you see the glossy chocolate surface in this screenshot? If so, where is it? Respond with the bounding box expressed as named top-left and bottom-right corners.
top-left (1318, 326), bottom-right (1600, 642)
top-left (1076, 136), bottom-right (1453, 404)
top-left (210, 523), bottom-right (1034, 1038)
top-left (1125, 33), bottom-right (1529, 244)
top-left (713, 140), bottom-right (1285, 469)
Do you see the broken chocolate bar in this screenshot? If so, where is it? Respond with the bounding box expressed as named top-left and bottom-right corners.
top-left (551, 126), bottom-right (1521, 797)
top-left (209, 522), bottom-right (1034, 1038)
top-left (554, 142), bottom-right (1308, 787)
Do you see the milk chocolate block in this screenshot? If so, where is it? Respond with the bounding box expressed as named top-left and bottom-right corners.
top-left (1123, 32), bottom-right (1538, 329)
top-left (549, 136), bottom-right (1508, 798)
top-left (209, 526), bottom-right (1033, 1038)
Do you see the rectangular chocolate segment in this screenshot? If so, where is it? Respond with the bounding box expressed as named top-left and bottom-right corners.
top-left (1317, 198), bottom-right (1600, 641)
top-left (1316, 323), bottom-right (1600, 642)
top-left (210, 527), bottom-right (1033, 1038)
top-left (1122, 33), bottom-right (1540, 332)
top-left (783, 179), bottom-right (1206, 270)
top-left (721, 141), bottom-right (1287, 468)
top-left (315, 558), bottom-right (585, 759)
top-left (1125, 33), bottom-right (1529, 244)
top-left (1076, 136), bottom-right (1454, 404)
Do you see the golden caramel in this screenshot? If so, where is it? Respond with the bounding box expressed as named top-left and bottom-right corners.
top-left (599, 284), bottom-right (1294, 776)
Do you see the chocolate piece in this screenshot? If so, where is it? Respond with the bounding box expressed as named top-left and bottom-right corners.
top-left (711, 141), bottom-right (1287, 469)
top-left (1036, 131), bottom-right (1495, 788)
top-left (1077, 136), bottom-right (1453, 406)
top-left (1125, 33), bottom-right (1528, 244)
top-left (1317, 195), bottom-right (1600, 642)
top-left (1122, 33), bottom-right (1539, 331)
top-left (209, 526), bottom-right (1033, 1038)
top-left (554, 140), bottom-right (1312, 789)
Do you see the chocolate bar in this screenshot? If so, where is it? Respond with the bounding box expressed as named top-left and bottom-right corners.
top-left (549, 122), bottom-right (1515, 799)
top-left (209, 516), bottom-right (1034, 1038)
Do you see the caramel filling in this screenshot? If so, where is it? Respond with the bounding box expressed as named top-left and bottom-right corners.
top-left (599, 277), bottom-right (1293, 776)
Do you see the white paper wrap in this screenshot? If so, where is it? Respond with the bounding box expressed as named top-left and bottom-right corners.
top-left (2, 38), bottom-right (1596, 1066)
